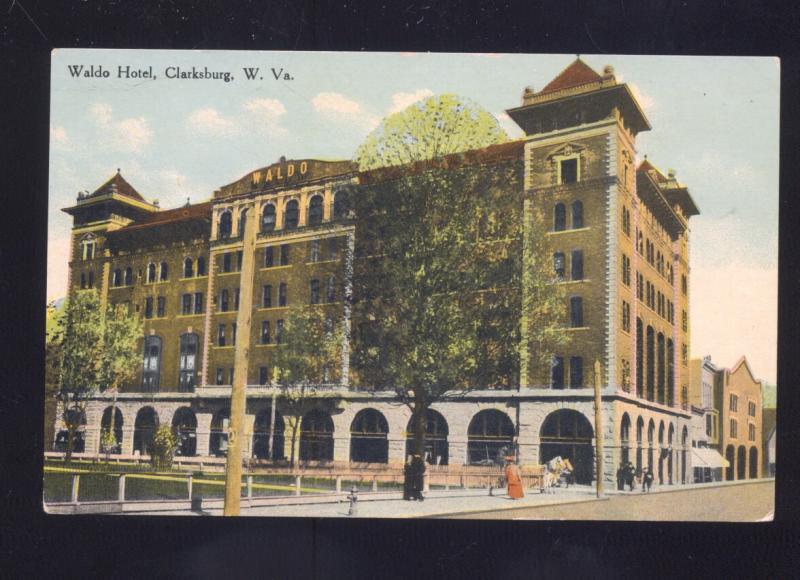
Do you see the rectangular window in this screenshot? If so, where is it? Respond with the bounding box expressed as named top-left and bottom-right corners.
top-left (622, 300), bottom-right (631, 332)
top-left (280, 244), bottom-right (290, 266)
top-left (231, 322), bottom-right (237, 346)
top-left (216, 368), bottom-right (224, 385)
top-left (182, 293), bottom-right (192, 315)
top-left (569, 356), bottom-right (584, 388)
top-left (262, 285), bottom-right (272, 308)
top-left (233, 288), bottom-right (240, 310)
top-left (259, 366), bottom-right (269, 386)
top-left (264, 246), bottom-right (275, 267)
top-left (326, 276), bottom-right (336, 303)
top-left (560, 158), bottom-right (578, 184)
top-left (682, 311), bottom-right (688, 332)
top-left (553, 252), bottom-right (565, 279)
top-left (261, 320), bottom-right (271, 344)
top-left (622, 206), bottom-right (631, 237)
top-left (749, 423), bottom-right (756, 442)
top-left (276, 319), bottom-right (284, 344)
top-left (551, 356), bottom-right (565, 389)
top-left (730, 419), bottom-right (737, 438)
top-left (637, 272), bottom-right (644, 301)
top-left (328, 238), bottom-right (339, 260)
top-left (570, 296), bottom-right (583, 327)
top-left (706, 414), bottom-right (713, 437)
top-left (310, 279), bottom-right (320, 304)
top-left (571, 250), bottom-right (583, 281)
top-left (144, 297), bottom-right (153, 319)
top-left (218, 324), bottom-right (226, 347)
top-left (223, 252), bottom-right (232, 273)
top-left (194, 292), bottom-right (203, 314)
top-left (236, 250), bottom-right (243, 271)
top-left (681, 343), bottom-right (688, 365)
top-left (622, 254), bottom-right (631, 286)
top-left (749, 401), bottom-right (756, 417)
top-left (681, 274), bottom-right (688, 295)
top-left (220, 289), bottom-right (229, 312)
top-left (310, 240), bottom-right (320, 263)
top-left (730, 394), bottom-right (738, 412)
top-left (279, 282), bottom-right (288, 307)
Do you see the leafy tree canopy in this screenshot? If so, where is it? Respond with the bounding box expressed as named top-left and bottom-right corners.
top-left (355, 93), bottom-right (508, 171)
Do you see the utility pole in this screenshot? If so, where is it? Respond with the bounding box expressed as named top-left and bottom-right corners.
top-left (594, 359), bottom-right (604, 499)
top-left (223, 204), bottom-right (257, 516)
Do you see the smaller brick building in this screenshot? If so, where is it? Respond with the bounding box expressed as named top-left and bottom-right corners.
top-left (717, 356), bottom-right (763, 480)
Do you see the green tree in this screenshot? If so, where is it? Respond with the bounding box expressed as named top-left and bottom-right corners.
top-left (149, 425), bottom-right (178, 471)
top-left (272, 305), bottom-right (343, 468)
top-left (352, 95), bottom-right (565, 476)
top-left (56, 291), bottom-right (104, 461)
top-left (355, 93), bottom-right (507, 171)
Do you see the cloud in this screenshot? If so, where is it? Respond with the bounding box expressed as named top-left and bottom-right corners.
top-left (387, 89), bottom-right (434, 114)
top-left (312, 92), bottom-right (380, 130)
top-left (243, 98), bottom-right (288, 136)
top-left (188, 107), bottom-right (238, 136)
top-left (50, 124), bottom-right (68, 147)
top-left (89, 102), bottom-right (152, 153)
top-left (691, 262), bottom-right (777, 384)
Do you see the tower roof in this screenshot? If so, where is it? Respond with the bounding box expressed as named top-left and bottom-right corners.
top-left (539, 58), bottom-right (603, 95)
top-left (87, 171), bottom-right (146, 202)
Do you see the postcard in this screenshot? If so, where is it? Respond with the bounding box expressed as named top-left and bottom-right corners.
top-left (44, 49), bottom-right (777, 521)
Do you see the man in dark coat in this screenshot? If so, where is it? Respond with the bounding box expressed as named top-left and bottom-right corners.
top-left (409, 454), bottom-right (426, 501)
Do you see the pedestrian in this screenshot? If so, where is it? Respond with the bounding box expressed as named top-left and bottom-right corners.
top-left (409, 454), bottom-right (426, 501)
top-left (627, 462), bottom-right (637, 492)
top-left (402, 455), bottom-right (413, 501)
top-left (643, 467), bottom-right (654, 493)
top-left (505, 456), bottom-right (524, 499)
top-left (616, 465), bottom-right (624, 491)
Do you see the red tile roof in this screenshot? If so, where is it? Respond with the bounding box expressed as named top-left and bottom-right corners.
top-left (539, 58), bottom-right (603, 95)
top-left (88, 171), bottom-right (146, 202)
top-left (111, 201), bottom-right (212, 234)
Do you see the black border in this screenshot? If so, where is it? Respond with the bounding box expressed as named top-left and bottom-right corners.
top-left (3, 2), bottom-right (800, 578)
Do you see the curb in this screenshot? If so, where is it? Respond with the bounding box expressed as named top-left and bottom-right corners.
top-left (412, 495), bottom-right (610, 519)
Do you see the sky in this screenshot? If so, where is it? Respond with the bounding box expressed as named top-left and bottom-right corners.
top-left (48, 50), bottom-right (780, 383)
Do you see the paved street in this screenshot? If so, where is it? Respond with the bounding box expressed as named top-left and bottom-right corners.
top-left (445, 480), bottom-right (775, 522)
top-left (135, 479), bottom-right (773, 522)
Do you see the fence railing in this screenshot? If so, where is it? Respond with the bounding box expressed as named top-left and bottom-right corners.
top-left (43, 461), bottom-right (545, 506)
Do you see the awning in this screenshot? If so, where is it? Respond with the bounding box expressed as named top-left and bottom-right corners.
top-left (692, 447), bottom-right (729, 468)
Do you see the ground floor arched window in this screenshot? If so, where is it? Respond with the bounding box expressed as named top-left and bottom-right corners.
top-left (540, 409), bottom-right (594, 485)
top-left (100, 406), bottom-right (123, 454)
top-left (725, 445), bottom-right (735, 481)
top-left (467, 409), bottom-right (515, 465)
top-left (350, 409), bottom-right (389, 463)
top-left (172, 407), bottom-right (197, 457)
top-left (253, 407), bottom-right (286, 460)
top-left (749, 446), bottom-right (758, 479)
top-left (299, 409), bottom-right (334, 461)
top-left (133, 407), bottom-right (159, 455)
top-left (737, 445), bottom-right (747, 480)
top-left (210, 408), bottom-right (230, 457)
top-left (405, 409), bottom-right (449, 465)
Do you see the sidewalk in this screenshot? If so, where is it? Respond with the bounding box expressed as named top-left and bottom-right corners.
top-left (142, 485), bottom-right (605, 518)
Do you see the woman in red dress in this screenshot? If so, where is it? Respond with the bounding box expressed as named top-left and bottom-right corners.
top-left (504, 456), bottom-right (524, 499)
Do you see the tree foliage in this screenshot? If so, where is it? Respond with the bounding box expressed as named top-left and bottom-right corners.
top-left (351, 95), bottom-right (565, 464)
top-left (272, 305), bottom-right (344, 466)
top-left (149, 425), bottom-right (178, 471)
top-left (355, 93), bottom-right (508, 171)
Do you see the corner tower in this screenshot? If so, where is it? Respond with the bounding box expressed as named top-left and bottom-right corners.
top-left (508, 58), bottom-right (651, 391)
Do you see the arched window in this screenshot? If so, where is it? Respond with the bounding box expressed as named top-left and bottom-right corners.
top-left (636, 318), bottom-right (644, 398)
top-left (210, 408), bottom-right (231, 456)
top-left (183, 257), bottom-right (194, 278)
top-left (308, 195), bottom-right (324, 226)
top-left (333, 190), bottom-right (350, 220)
top-left (572, 200), bottom-right (584, 228)
top-left (284, 199), bottom-right (299, 230)
top-left (238, 208), bottom-right (248, 237)
top-left (667, 339), bottom-right (675, 406)
top-left (218, 210), bottom-right (232, 239)
top-left (172, 407), bottom-right (198, 457)
top-left (620, 413), bottom-right (632, 466)
top-left (553, 252), bottom-right (565, 278)
top-left (253, 408), bottom-right (286, 460)
top-left (87, 270), bottom-right (94, 288)
top-left (124, 267), bottom-right (133, 286)
top-left (261, 203), bottom-right (276, 232)
top-left (350, 409), bottom-right (390, 463)
top-left (160, 261), bottom-right (168, 281)
top-left (467, 409), bottom-right (515, 465)
top-left (100, 407), bottom-right (123, 454)
top-left (405, 409), bottom-right (449, 465)
top-left (147, 263), bottom-right (156, 284)
top-left (737, 446), bottom-right (746, 480)
top-left (133, 407), bottom-right (159, 455)
top-left (141, 336), bottom-right (162, 392)
top-left (196, 256), bottom-right (206, 276)
top-left (299, 409), bottom-right (334, 461)
top-left (80, 236), bottom-right (96, 261)
top-left (646, 326), bottom-right (655, 401)
top-left (636, 416), bottom-right (645, 474)
top-left (178, 333), bottom-right (199, 391)
top-left (554, 203), bottom-right (566, 231)
top-left (111, 269), bottom-right (121, 287)
top-left (540, 409), bottom-right (594, 484)
top-left (657, 333), bottom-right (666, 404)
